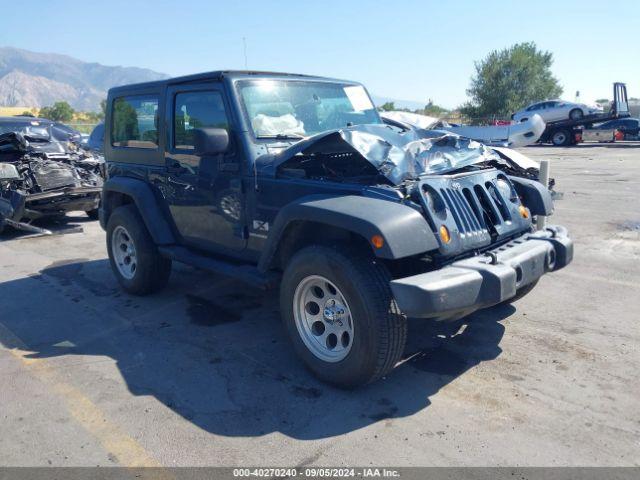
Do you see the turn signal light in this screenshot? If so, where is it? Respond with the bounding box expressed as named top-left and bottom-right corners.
top-left (519, 205), bottom-right (529, 219)
top-left (371, 235), bottom-right (385, 249)
top-left (439, 225), bottom-right (451, 244)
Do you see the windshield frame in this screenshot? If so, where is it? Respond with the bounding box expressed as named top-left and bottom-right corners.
top-left (233, 78), bottom-right (382, 142)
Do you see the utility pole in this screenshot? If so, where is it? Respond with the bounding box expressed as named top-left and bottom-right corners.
top-left (243, 37), bottom-right (248, 70)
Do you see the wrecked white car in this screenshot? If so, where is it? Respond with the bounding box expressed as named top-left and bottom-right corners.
top-left (376, 112), bottom-right (553, 192)
top-left (381, 110), bottom-right (545, 148)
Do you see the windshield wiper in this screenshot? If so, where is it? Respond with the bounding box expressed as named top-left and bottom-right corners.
top-left (256, 133), bottom-right (305, 140)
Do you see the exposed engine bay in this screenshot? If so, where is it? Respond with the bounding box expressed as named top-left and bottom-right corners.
top-left (0, 131), bottom-right (104, 235)
top-left (265, 124), bottom-right (554, 190)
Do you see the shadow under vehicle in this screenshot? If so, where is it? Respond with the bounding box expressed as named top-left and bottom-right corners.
top-left (0, 256), bottom-right (512, 439)
top-left (100, 71), bottom-right (573, 387)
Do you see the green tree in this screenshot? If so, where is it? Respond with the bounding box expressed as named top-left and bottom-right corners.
top-left (39, 101), bottom-right (75, 122)
top-left (460, 42), bottom-right (563, 119)
top-left (420, 99), bottom-right (448, 117)
top-left (378, 101), bottom-right (396, 112)
top-left (112, 99), bottom-right (139, 144)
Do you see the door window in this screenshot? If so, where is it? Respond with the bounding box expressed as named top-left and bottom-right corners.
top-left (111, 95), bottom-right (159, 148)
top-left (173, 91), bottom-right (229, 149)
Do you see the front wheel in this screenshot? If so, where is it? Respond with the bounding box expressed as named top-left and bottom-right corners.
top-left (551, 129), bottom-right (572, 146)
top-left (106, 205), bottom-right (172, 295)
top-left (569, 108), bottom-right (584, 121)
top-left (280, 245), bottom-right (407, 388)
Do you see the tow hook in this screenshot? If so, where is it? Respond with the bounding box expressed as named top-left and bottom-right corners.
top-left (485, 251), bottom-right (499, 265)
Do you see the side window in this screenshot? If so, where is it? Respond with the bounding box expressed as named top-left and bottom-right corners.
top-left (174, 91), bottom-right (229, 150)
top-left (111, 95), bottom-right (159, 148)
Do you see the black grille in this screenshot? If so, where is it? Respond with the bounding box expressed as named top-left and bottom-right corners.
top-left (419, 169), bottom-right (532, 255)
top-left (440, 187), bottom-right (485, 236)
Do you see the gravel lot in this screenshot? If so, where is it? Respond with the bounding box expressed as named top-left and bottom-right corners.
top-left (1, 143), bottom-right (638, 467)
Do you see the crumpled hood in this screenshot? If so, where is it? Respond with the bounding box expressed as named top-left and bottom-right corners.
top-left (261, 124), bottom-right (499, 185)
top-left (0, 131), bottom-right (67, 156)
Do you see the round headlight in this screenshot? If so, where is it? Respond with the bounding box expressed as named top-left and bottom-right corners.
top-left (424, 189), bottom-right (436, 211)
top-left (495, 178), bottom-right (516, 202)
top-left (422, 186), bottom-right (447, 220)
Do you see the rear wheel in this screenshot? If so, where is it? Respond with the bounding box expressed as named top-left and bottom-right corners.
top-left (280, 245), bottom-right (407, 388)
top-left (551, 129), bottom-right (572, 146)
top-left (106, 205), bottom-right (172, 295)
top-left (569, 108), bottom-right (584, 121)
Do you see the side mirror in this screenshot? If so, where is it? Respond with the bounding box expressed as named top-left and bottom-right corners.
top-left (0, 163), bottom-right (20, 181)
top-left (193, 128), bottom-right (229, 156)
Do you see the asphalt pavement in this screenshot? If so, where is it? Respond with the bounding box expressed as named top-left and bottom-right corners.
top-left (1, 143), bottom-right (638, 467)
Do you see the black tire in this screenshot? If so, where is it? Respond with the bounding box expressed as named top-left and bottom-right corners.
top-left (569, 108), bottom-right (584, 121)
top-left (106, 205), bottom-right (172, 295)
top-left (280, 245), bottom-right (407, 388)
top-left (551, 129), bottom-right (572, 146)
top-left (86, 208), bottom-right (99, 220)
top-left (503, 280), bottom-right (539, 304)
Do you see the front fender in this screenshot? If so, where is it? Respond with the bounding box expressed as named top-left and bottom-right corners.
top-left (258, 194), bottom-right (438, 271)
top-left (509, 176), bottom-right (554, 216)
top-left (101, 177), bottom-right (176, 245)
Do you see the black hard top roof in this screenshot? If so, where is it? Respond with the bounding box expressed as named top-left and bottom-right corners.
top-left (108, 70), bottom-right (360, 95)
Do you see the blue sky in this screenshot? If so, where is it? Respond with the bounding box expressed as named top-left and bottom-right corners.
top-left (1, 0), bottom-right (638, 108)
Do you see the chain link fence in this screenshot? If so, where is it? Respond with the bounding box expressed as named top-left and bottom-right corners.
top-left (67, 123), bottom-right (100, 134)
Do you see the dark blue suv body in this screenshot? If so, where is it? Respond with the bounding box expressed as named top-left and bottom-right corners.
top-left (101, 71), bottom-right (573, 386)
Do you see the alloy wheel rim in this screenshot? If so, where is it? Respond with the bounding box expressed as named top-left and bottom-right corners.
top-left (554, 132), bottom-right (566, 144)
top-left (111, 225), bottom-right (137, 280)
top-left (293, 275), bottom-right (354, 362)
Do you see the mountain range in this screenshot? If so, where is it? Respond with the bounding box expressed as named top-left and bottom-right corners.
top-left (0, 47), bottom-right (426, 112)
top-left (0, 47), bottom-right (168, 111)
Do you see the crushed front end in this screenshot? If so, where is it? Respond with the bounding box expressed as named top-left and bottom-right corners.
top-left (267, 124), bottom-right (573, 319)
top-left (393, 165), bottom-right (572, 320)
top-left (0, 131), bottom-right (103, 234)
top-left (391, 163), bottom-right (573, 320)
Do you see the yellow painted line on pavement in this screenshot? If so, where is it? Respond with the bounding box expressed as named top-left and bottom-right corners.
top-left (0, 322), bottom-right (162, 468)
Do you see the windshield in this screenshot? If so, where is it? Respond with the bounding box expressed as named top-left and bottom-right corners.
top-left (0, 122), bottom-right (52, 141)
top-left (237, 80), bottom-right (382, 138)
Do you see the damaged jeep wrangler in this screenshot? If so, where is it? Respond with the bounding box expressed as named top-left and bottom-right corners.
top-left (101, 71), bottom-right (573, 387)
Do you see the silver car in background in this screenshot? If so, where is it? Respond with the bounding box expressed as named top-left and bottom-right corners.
top-left (512, 100), bottom-right (603, 123)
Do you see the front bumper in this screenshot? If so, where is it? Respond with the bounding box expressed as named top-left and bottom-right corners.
top-left (24, 186), bottom-right (101, 217)
top-left (390, 225), bottom-right (573, 319)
